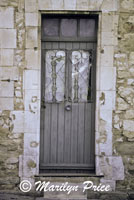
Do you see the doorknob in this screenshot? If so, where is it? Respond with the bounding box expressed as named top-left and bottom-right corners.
top-left (65, 105), bottom-right (71, 111)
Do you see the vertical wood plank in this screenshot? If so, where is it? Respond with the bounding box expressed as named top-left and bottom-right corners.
top-left (59, 42), bottom-right (65, 49)
top-left (84, 103), bottom-right (92, 164)
top-left (90, 103), bottom-right (95, 166)
top-left (71, 103), bottom-right (78, 163)
top-left (86, 43), bottom-right (93, 50)
top-left (40, 109), bottom-right (44, 163)
top-left (50, 104), bottom-right (58, 163)
top-left (45, 42), bottom-right (52, 49)
top-left (64, 103), bottom-right (71, 163)
top-left (73, 42), bottom-right (79, 50)
top-left (68, 51), bottom-right (72, 101)
top-left (77, 103), bottom-right (85, 163)
top-left (52, 42), bottom-right (59, 49)
top-left (80, 42), bottom-right (86, 49)
top-left (43, 104), bottom-right (51, 163)
top-left (66, 42), bottom-right (72, 50)
top-left (57, 103), bottom-right (65, 163)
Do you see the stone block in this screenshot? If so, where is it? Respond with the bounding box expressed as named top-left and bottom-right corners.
top-left (96, 109), bottom-right (113, 156)
top-left (97, 91), bottom-right (116, 110)
top-left (112, 156), bottom-right (124, 180)
top-left (24, 111), bottom-right (39, 133)
top-left (24, 133), bottom-right (39, 156)
top-left (120, 33), bottom-right (134, 52)
top-left (100, 67), bottom-right (116, 91)
top-left (15, 90), bottom-right (22, 98)
top-left (64, 0), bottom-right (76, 10)
top-left (24, 89), bottom-right (40, 112)
top-left (129, 67), bottom-right (134, 75)
top-left (38, 0), bottom-right (53, 10)
top-left (96, 156), bottom-right (113, 178)
top-left (87, 191), bottom-right (101, 199)
top-left (0, 98), bottom-right (14, 110)
top-left (0, 49), bottom-right (14, 66)
top-left (101, 31), bottom-right (117, 46)
top-left (19, 155), bottom-right (23, 177)
top-left (0, 29), bottom-right (16, 48)
top-left (0, 1), bottom-right (8, 6)
top-left (129, 52), bottom-right (134, 65)
top-left (123, 120), bottom-right (134, 132)
top-left (115, 142), bottom-right (134, 155)
top-left (120, 0), bottom-right (134, 11)
top-left (25, 0), bottom-right (37, 12)
top-left (127, 16), bottom-right (134, 24)
top-left (117, 97), bottom-right (129, 111)
top-left (52, 0), bottom-right (64, 9)
top-left (0, 193), bottom-right (33, 200)
top-left (100, 109), bottom-right (112, 130)
top-left (24, 70), bottom-right (39, 90)
top-left (114, 53), bottom-right (128, 69)
top-left (100, 46), bottom-right (114, 67)
top-left (101, 0), bottom-right (119, 12)
top-left (20, 176), bottom-right (35, 190)
top-left (127, 79), bottom-right (134, 86)
top-left (96, 129), bottom-right (112, 156)
top-left (0, 7), bottom-right (14, 28)
top-left (25, 13), bottom-right (38, 26)
top-left (101, 13), bottom-right (114, 32)
top-left (26, 27), bottom-right (38, 48)
top-left (22, 155), bottom-right (38, 177)
top-left (123, 131), bottom-right (134, 141)
top-left (6, 157), bottom-right (18, 164)
top-left (11, 111), bottom-right (24, 133)
top-left (43, 183), bottom-right (87, 199)
top-left (118, 87), bottom-right (134, 105)
top-left (88, 0), bottom-right (103, 11)
top-left (100, 192), bottom-right (128, 200)
top-left (25, 49), bottom-right (38, 69)
top-left (99, 106), bottom-right (112, 120)
top-left (0, 67), bottom-right (19, 81)
top-left (100, 179), bottom-right (115, 191)
top-left (125, 110), bottom-right (134, 119)
top-left (96, 141), bottom-right (112, 156)
top-left (96, 156), bottom-right (124, 181)
top-left (0, 81), bottom-right (14, 97)
top-left (38, 0), bottom-right (104, 10)
top-left (76, 0), bottom-right (89, 10)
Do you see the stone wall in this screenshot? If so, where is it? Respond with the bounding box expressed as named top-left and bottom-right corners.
top-left (113, 0), bottom-right (134, 190)
top-left (0, 0), bottom-right (133, 193)
top-left (0, 0), bottom-right (25, 190)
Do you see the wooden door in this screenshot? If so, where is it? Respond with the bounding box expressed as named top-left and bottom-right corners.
top-left (40, 15), bottom-right (97, 173)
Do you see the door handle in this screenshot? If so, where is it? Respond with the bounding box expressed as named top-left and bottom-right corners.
top-left (65, 105), bottom-right (71, 111)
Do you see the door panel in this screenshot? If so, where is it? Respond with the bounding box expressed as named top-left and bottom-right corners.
top-left (40, 102), bottom-right (93, 171)
top-left (40, 16), bottom-right (97, 173)
top-left (40, 47), bottom-right (95, 172)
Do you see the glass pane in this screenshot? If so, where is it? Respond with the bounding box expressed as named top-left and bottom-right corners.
top-left (43, 19), bottom-right (59, 36)
top-left (72, 51), bottom-right (92, 102)
top-left (61, 19), bottom-right (77, 37)
top-left (45, 50), bottom-right (65, 102)
top-left (79, 19), bottom-right (95, 37)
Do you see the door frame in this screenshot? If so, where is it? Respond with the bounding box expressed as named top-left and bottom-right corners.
top-left (40, 15), bottom-right (98, 173)
top-left (21, 9), bottom-right (118, 186)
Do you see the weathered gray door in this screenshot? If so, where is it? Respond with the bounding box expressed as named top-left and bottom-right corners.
top-left (40, 15), bottom-right (97, 173)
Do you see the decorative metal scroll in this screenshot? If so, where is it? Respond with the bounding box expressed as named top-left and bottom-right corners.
top-left (72, 50), bottom-right (92, 102)
top-left (45, 51), bottom-right (65, 102)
